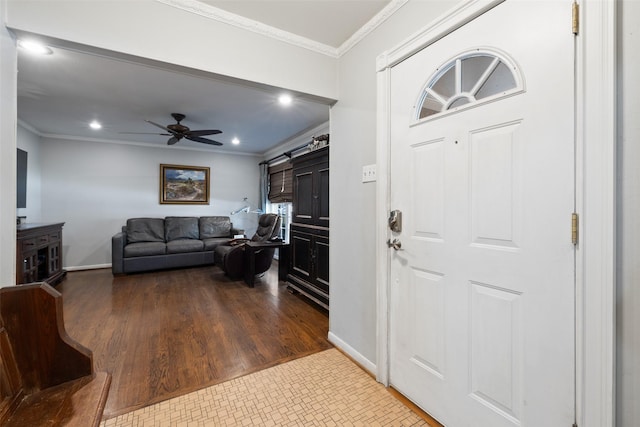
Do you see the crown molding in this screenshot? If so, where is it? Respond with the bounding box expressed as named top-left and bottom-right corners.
top-left (155, 0), bottom-right (407, 58)
top-left (337, 0), bottom-right (408, 56)
top-left (18, 119), bottom-right (315, 159)
top-left (31, 129), bottom-right (259, 157)
top-left (17, 119), bottom-right (42, 136)
top-left (155, 0), bottom-right (338, 58)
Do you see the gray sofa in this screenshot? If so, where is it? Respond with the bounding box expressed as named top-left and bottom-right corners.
top-left (112, 216), bottom-right (243, 274)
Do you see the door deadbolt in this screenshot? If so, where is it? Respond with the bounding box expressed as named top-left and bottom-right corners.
top-left (389, 210), bottom-right (402, 232)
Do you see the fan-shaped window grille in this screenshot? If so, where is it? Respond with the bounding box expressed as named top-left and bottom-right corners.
top-left (416, 50), bottom-right (522, 120)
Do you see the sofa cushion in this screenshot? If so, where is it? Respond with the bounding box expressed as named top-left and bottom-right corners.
top-left (165, 217), bottom-right (199, 242)
top-left (124, 242), bottom-right (167, 257)
top-left (202, 237), bottom-right (230, 251)
top-left (166, 239), bottom-right (204, 254)
top-left (127, 218), bottom-right (165, 243)
top-left (199, 216), bottom-right (231, 238)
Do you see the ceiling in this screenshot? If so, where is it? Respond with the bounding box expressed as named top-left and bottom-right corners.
top-left (16, 1), bottom-right (393, 156)
top-left (202, 0), bottom-right (391, 48)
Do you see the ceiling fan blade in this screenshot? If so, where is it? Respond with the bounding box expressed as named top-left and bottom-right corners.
top-left (186, 135), bottom-right (223, 146)
top-left (186, 129), bottom-right (222, 137)
top-left (146, 120), bottom-right (178, 135)
top-left (119, 132), bottom-right (171, 136)
top-left (167, 136), bottom-right (181, 145)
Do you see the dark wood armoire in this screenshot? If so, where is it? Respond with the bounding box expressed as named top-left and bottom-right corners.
top-left (287, 146), bottom-right (329, 309)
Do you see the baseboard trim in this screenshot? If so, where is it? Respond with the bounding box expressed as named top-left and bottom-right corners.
top-left (328, 331), bottom-right (376, 376)
top-left (65, 264), bottom-right (111, 272)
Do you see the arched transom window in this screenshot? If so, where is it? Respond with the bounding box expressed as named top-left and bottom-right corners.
top-left (416, 49), bottom-right (523, 120)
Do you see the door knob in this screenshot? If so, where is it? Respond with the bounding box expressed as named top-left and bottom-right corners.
top-left (386, 238), bottom-right (402, 250)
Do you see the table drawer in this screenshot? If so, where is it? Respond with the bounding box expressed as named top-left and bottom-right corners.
top-left (21, 238), bottom-right (37, 251)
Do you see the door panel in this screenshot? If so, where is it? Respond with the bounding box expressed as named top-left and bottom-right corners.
top-left (291, 229), bottom-right (312, 280)
top-left (313, 235), bottom-right (330, 292)
top-left (470, 121), bottom-right (522, 248)
top-left (469, 281), bottom-right (522, 423)
top-left (317, 167), bottom-right (330, 227)
top-left (389, 1), bottom-right (575, 426)
top-left (409, 268), bottom-right (445, 378)
top-left (293, 170), bottom-right (313, 224)
top-left (412, 139), bottom-right (445, 240)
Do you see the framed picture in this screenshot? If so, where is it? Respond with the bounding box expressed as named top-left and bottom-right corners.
top-left (159, 164), bottom-right (210, 205)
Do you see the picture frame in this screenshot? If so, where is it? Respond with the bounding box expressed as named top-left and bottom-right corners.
top-left (159, 164), bottom-right (210, 205)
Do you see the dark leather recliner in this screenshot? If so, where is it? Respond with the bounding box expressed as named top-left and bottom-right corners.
top-left (213, 213), bottom-right (281, 279)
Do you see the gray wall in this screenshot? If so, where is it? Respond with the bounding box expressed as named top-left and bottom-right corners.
top-left (330, 1), bottom-right (453, 365)
top-left (17, 126), bottom-right (261, 269)
top-left (16, 124), bottom-right (42, 223)
top-left (616, 1), bottom-right (640, 425)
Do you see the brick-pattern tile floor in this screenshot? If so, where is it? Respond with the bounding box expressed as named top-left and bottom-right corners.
top-left (102, 348), bottom-right (429, 426)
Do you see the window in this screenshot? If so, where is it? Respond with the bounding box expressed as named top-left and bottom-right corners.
top-left (416, 50), bottom-right (522, 120)
top-left (266, 201), bottom-right (291, 260)
top-left (268, 161), bottom-right (293, 204)
top-left (267, 161), bottom-right (294, 259)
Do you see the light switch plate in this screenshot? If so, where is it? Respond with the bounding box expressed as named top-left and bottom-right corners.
top-left (362, 164), bottom-right (377, 183)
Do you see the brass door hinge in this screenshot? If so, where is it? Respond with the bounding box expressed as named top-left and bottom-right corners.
top-left (572, 1), bottom-right (580, 35)
top-left (571, 213), bottom-right (579, 245)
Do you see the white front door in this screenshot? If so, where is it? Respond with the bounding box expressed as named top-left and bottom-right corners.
top-left (389, 1), bottom-right (575, 426)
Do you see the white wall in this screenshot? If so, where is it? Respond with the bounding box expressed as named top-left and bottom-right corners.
top-left (39, 138), bottom-right (260, 269)
top-left (616, 1), bottom-right (640, 425)
top-left (0, 0), bottom-right (17, 287)
top-left (16, 124), bottom-right (42, 222)
top-left (329, 1), bottom-right (453, 365)
top-left (6, 0), bottom-right (338, 101)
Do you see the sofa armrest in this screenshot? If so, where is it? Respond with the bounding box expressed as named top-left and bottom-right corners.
top-left (231, 227), bottom-right (245, 236)
top-left (111, 232), bottom-right (126, 275)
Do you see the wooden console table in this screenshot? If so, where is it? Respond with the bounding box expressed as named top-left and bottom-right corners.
top-left (16, 222), bottom-right (66, 285)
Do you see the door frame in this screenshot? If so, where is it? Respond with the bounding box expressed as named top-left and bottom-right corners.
top-left (374, 1), bottom-right (616, 427)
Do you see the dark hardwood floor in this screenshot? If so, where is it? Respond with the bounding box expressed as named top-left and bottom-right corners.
top-left (57, 263), bottom-right (331, 419)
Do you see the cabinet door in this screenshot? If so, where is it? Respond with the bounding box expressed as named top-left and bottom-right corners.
top-left (21, 251), bottom-right (38, 284)
top-left (48, 243), bottom-right (61, 276)
top-left (292, 149), bottom-right (329, 227)
top-left (290, 228), bottom-right (313, 282)
top-left (316, 165), bottom-right (330, 228)
top-left (292, 166), bottom-right (315, 225)
top-left (312, 234), bottom-right (329, 294)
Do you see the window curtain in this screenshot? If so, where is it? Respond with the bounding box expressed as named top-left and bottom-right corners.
top-left (259, 163), bottom-right (269, 213)
top-left (268, 161), bottom-right (293, 203)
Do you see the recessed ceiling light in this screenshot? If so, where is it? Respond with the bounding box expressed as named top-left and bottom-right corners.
top-left (232, 137), bottom-right (240, 145)
top-left (278, 94), bottom-right (293, 106)
top-left (89, 120), bottom-right (102, 130)
top-left (18, 40), bottom-right (53, 55)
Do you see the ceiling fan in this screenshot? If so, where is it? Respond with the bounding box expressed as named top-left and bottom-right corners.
top-left (123, 113), bottom-right (223, 146)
